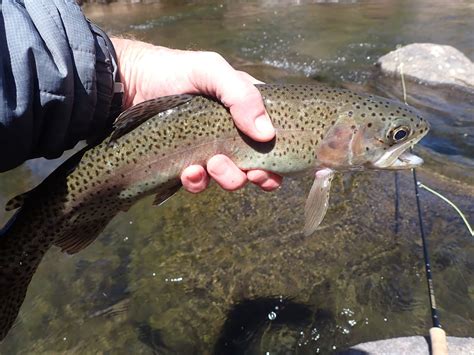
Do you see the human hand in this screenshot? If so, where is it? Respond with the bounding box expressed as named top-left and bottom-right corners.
top-left (111, 38), bottom-right (282, 193)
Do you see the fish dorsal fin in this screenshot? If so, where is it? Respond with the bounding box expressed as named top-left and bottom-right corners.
top-left (303, 168), bottom-right (335, 236)
top-left (109, 94), bottom-right (194, 143)
top-left (5, 192), bottom-right (30, 211)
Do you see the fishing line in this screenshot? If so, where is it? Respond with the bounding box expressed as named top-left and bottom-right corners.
top-left (394, 172), bottom-right (400, 235)
top-left (399, 64), bottom-right (440, 326)
top-left (417, 183), bottom-right (473, 237)
top-left (398, 65), bottom-right (440, 326)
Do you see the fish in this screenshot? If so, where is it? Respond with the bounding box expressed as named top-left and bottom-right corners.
top-left (0, 84), bottom-right (429, 340)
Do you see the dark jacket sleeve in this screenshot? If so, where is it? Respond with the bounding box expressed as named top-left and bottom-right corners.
top-left (0, 0), bottom-right (121, 172)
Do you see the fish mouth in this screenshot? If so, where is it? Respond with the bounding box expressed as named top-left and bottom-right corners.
top-left (372, 135), bottom-right (426, 170)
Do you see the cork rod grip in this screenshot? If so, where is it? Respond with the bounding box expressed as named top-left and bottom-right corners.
top-left (430, 327), bottom-right (448, 355)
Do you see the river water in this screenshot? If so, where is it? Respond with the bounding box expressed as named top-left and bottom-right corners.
top-left (0, 1), bottom-right (473, 353)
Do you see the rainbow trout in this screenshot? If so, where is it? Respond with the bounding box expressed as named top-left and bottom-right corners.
top-left (0, 84), bottom-right (429, 339)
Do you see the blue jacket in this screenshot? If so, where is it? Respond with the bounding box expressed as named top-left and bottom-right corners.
top-left (0, 0), bottom-right (120, 172)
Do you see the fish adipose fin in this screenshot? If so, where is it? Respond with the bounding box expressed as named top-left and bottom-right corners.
top-left (5, 192), bottom-right (29, 211)
top-left (4, 149), bottom-right (88, 213)
top-left (109, 94), bottom-right (194, 143)
top-left (303, 168), bottom-right (335, 236)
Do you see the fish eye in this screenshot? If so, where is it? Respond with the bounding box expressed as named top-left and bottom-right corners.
top-left (392, 126), bottom-right (410, 141)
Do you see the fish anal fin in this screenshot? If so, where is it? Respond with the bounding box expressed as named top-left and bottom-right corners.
top-left (54, 217), bottom-right (110, 255)
top-left (5, 192), bottom-right (29, 211)
top-left (109, 94), bottom-right (194, 143)
top-left (303, 168), bottom-right (335, 236)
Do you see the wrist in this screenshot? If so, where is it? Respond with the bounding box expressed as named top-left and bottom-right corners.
top-left (111, 38), bottom-right (152, 109)
top-left (110, 38), bottom-right (197, 108)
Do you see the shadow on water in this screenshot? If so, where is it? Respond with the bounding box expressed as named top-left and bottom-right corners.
top-left (214, 297), bottom-right (333, 354)
top-left (136, 322), bottom-right (170, 354)
top-left (0, 0), bottom-right (473, 353)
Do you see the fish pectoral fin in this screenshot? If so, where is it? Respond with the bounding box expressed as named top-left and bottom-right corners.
top-left (54, 217), bottom-right (111, 255)
top-left (153, 182), bottom-right (182, 206)
top-left (109, 94), bottom-right (194, 143)
top-left (303, 168), bottom-right (335, 236)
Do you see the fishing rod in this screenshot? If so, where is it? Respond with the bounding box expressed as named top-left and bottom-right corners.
top-left (411, 166), bottom-right (447, 355)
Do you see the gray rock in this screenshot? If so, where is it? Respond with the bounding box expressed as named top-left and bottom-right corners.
top-left (376, 43), bottom-right (474, 89)
top-left (339, 336), bottom-right (474, 355)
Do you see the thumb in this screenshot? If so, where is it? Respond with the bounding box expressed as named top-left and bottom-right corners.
top-left (189, 52), bottom-right (275, 142)
top-left (227, 87), bottom-right (275, 142)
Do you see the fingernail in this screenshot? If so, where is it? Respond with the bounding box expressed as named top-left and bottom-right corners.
top-left (255, 114), bottom-right (274, 136)
top-left (187, 169), bottom-right (203, 183)
top-left (247, 170), bottom-right (266, 184)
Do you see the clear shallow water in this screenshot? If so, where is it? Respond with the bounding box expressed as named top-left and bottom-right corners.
top-left (0, 1), bottom-right (473, 353)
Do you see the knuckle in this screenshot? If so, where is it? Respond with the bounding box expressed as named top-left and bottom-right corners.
top-left (202, 51), bottom-right (225, 64)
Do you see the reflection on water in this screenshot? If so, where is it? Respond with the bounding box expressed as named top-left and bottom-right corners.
top-left (0, 0), bottom-right (473, 353)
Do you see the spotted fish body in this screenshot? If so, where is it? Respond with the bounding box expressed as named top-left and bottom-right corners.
top-left (0, 84), bottom-right (429, 340)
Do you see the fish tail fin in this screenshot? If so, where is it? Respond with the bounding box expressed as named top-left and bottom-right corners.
top-left (0, 217), bottom-right (47, 340)
top-left (0, 268), bottom-right (36, 340)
